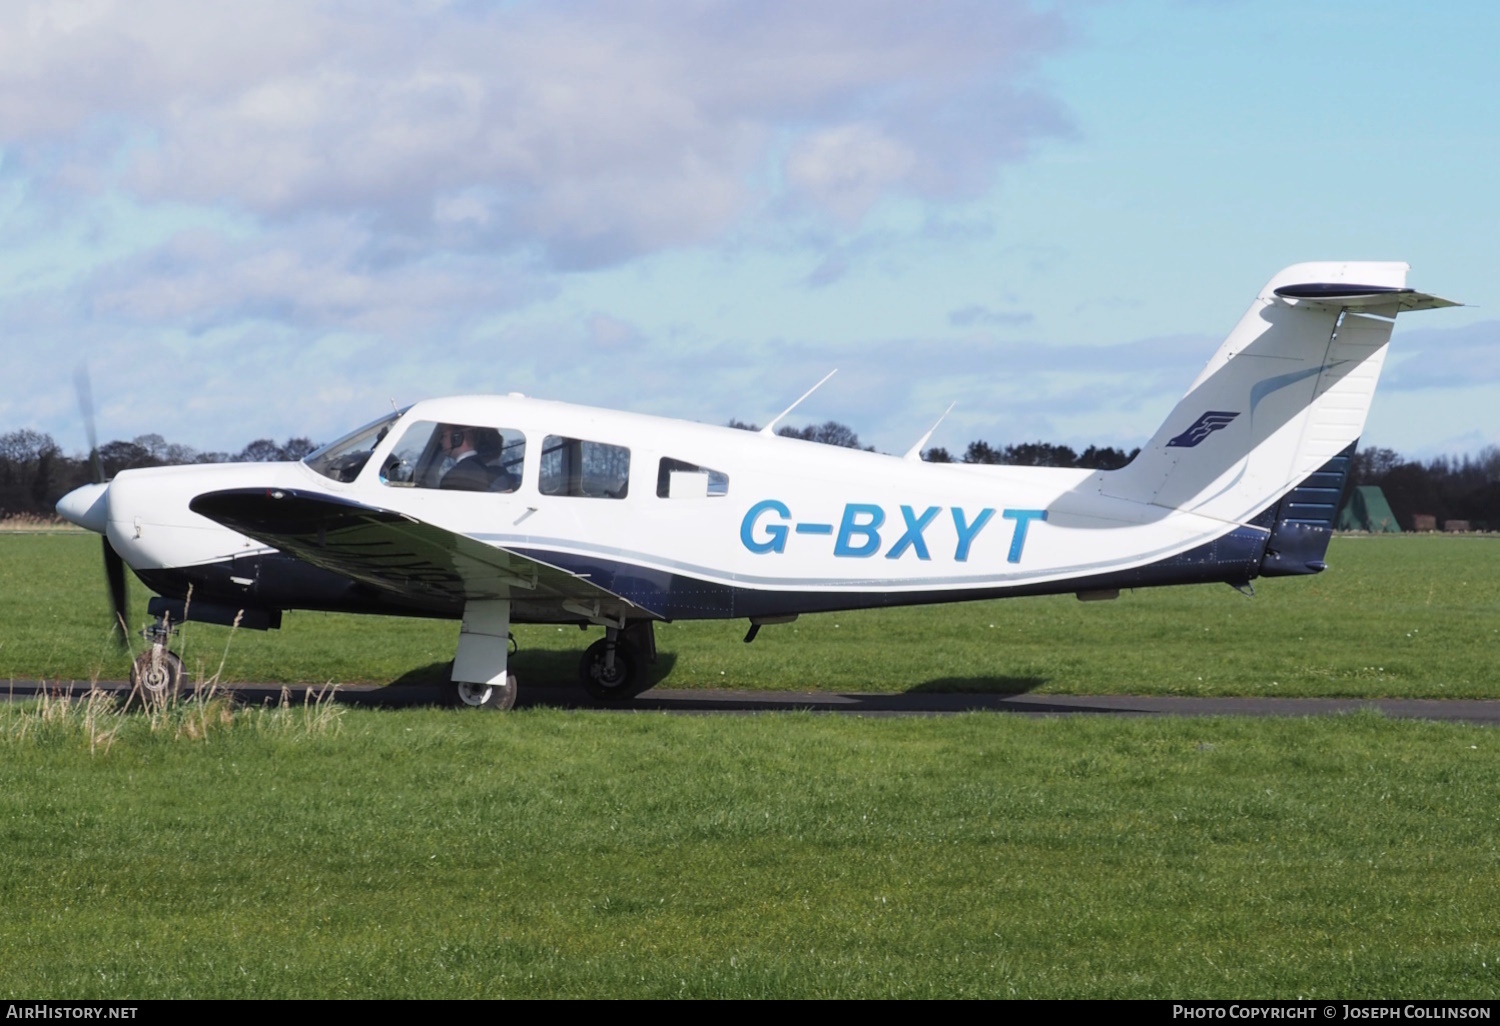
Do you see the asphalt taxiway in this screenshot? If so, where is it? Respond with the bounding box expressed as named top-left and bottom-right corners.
top-left (6, 680), bottom-right (1500, 723)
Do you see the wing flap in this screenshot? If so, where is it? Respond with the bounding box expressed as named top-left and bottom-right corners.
top-left (189, 488), bottom-right (653, 617)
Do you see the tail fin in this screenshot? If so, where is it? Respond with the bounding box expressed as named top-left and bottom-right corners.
top-left (1102, 262), bottom-right (1456, 532)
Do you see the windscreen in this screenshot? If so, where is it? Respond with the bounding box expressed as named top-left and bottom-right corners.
top-left (302, 410), bottom-right (405, 483)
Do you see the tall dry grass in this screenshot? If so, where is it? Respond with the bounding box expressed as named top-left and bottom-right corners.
top-left (2, 679), bottom-right (345, 754)
top-left (3, 607), bottom-right (343, 754)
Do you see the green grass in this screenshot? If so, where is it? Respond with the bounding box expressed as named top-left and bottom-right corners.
top-left (1, 706), bottom-right (1497, 998)
top-left (2, 533), bottom-right (1498, 696)
top-left (4, 534), bottom-right (1499, 998)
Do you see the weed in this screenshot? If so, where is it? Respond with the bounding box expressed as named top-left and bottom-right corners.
top-left (2, 615), bottom-right (343, 753)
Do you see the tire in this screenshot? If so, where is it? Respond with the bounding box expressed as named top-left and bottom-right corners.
top-left (442, 673), bottom-right (517, 711)
top-left (129, 647), bottom-right (184, 705)
top-left (578, 639), bottom-right (643, 703)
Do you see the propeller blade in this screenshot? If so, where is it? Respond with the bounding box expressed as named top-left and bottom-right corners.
top-left (103, 536), bottom-right (129, 650)
top-left (74, 365), bottom-right (104, 484)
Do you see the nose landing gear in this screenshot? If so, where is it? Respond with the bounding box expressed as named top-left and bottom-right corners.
top-left (129, 614), bottom-right (184, 703)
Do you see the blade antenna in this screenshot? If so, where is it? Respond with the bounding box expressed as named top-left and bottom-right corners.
top-left (903, 402), bottom-right (957, 462)
top-left (761, 369), bottom-right (837, 436)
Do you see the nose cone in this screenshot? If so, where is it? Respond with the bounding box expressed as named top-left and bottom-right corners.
top-left (56, 482), bottom-right (110, 534)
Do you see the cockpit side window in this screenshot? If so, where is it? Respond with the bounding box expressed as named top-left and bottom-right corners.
top-left (380, 420), bottom-right (525, 493)
top-left (539, 436), bottom-right (630, 498)
top-left (657, 458), bottom-right (728, 498)
top-left (303, 410), bottom-right (405, 483)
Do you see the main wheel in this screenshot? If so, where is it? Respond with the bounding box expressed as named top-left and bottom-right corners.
top-left (129, 647), bottom-right (183, 704)
top-left (579, 639), bottom-right (644, 703)
top-left (442, 673), bottom-right (517, 711)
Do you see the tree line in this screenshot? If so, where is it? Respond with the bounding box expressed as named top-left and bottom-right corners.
top-left (729, 418), bottom-right (1139, 470)
top-left (0, 430), bottom-right (318, 519)
top-left (1348, 446), bottom-right (1500, 531)
top-left (3, 421), bottom-right (1497, 531)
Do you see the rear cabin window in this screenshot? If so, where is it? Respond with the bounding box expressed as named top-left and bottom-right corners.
top-left (539, 436), bottom-right (630, 498)
top-left (657, 458), bottom-right (729, 498)
top-left (379, 421), bottom-right (525, 492)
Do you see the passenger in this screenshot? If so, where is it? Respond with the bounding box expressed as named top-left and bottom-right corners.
top-left (475, 427), bottom-right (520, 493)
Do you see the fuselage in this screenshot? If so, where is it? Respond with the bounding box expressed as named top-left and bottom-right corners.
top-left (81, 392), bottom-right (1284, 624)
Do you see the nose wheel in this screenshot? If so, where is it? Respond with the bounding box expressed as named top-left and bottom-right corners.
top-left (129, 614), bottom-right (184, 704)
top-left (131, 647), bottom-right (184, 698)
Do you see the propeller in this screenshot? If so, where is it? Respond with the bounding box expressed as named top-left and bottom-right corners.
top-left (74, 366), bottom-right (103, 485)
top-left (74, 365), bottom-right (128, 649)
top-left (103, 537), bottom-right (129, 649)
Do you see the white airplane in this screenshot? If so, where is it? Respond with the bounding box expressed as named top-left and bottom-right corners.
top-left (56, 262), bottom-right (1456, 709)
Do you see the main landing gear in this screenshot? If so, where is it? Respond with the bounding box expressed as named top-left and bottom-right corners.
top-left (129, 613), bottom-right (183, 703)
top-left (442, 606), bottom-right (657, 711)
top-left (579, 622), bottom-right (656, 704)
top-left (443, 599), bottom-right (519, 711)
top-left (441, 673), bottom-right (518, 711)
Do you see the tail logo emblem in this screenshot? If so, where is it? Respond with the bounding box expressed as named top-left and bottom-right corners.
top-left (1166, 411), bottom-right (1239, 448)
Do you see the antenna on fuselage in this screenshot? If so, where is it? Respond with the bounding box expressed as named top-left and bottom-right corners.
top-left (761, 369), bottom-right (837, 436)
top-left (902, 402), bottom-right (957, 462)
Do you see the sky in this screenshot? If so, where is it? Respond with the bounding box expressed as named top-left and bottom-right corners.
top-left (1, 0), bottom-right (1495, 460)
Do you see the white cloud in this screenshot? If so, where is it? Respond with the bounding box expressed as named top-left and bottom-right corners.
top-left (0, 0), bottom-right (1080, 451)
top-left (948, 305), bottom-right (1034, 328)
top-left (79, 220), bottom-right (552, 335)
top-left (0, 0), bottom-right (1068, 264)
top-left (1385, 321), bottom-right (1500, 391)
top-left (785, 124), bottom-right (918, 224)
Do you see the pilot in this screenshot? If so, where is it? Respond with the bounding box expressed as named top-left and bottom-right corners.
top-left (436, 425), bottom-right (498, 491)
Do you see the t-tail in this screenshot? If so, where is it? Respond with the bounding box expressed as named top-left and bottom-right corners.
top-left (1101, 262), bottom-right (1457, 575)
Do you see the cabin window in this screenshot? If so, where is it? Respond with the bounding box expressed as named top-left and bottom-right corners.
top-left (304, 409), bottom-right (406, 483)
top-left (379, 421), bottom-right (525, 492)
top-left (657, 457), bottom-right (729, 498)
top-left (539, 436), bottom-right (630, 498)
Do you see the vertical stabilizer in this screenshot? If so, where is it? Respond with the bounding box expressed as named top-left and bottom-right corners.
top-left (1100, 262), bottom-right (1453, 528)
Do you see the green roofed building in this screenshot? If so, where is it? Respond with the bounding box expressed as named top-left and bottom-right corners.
top-left (1337, 485), bottom-right (1402, 533)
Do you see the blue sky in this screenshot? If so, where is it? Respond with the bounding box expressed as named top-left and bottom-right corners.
top-left (1, 0), bottom-right (1494, 459)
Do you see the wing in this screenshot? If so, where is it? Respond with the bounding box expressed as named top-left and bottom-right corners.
top-left (189, 488), bottom-right (654, 621)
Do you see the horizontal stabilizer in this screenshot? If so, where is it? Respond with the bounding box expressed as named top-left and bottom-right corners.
top-left (1274, 283), bottom-right (1460, 312)
top-left (189, 488), bottom-right (652, 616)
